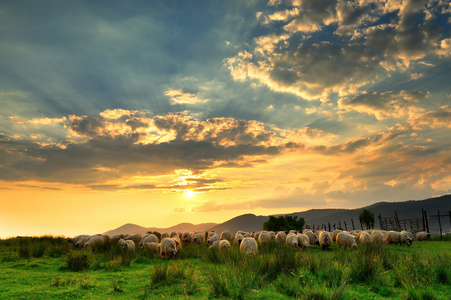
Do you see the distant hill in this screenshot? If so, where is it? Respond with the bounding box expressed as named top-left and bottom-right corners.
top-left (103, 222), bottom-right (216, 237)
top-left (287, 194), bottom-right (451, 233)
top-left (207, 214), bottom-right (269, 235)
top-left (104, 194), bottom-right (451, 236)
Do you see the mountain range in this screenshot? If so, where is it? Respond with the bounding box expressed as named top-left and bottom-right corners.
top-left (103, 194), bottom-right (451, 236)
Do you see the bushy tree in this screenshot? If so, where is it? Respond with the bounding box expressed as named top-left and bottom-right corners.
top-left (263, 215), bottom-right (305, 232)
top-left (359, 209), bottom-right (375, 230)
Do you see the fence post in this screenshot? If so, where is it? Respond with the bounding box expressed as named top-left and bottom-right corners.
top-left (421, 208), bottom-right (426, 231)
top-left (424, 210), bottom-right (430, 233)
top-left (395, 211), bottom-right (402, 231)
top-left (438, 210), bottom-right (442, 239)
top-left (339, 221), bottom-right (342, 229)
top-left (333, 223), bottom-right (336, 230)
top-left (449, 211), bottom-right (451, 233)
top-left (328, 222), bottom-right (331, 232)
top-left (351, 219), bottom-right (355, 230)
top-left (344, 221), bottom-right (348, 231)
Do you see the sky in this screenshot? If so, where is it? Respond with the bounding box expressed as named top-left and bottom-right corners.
top-left (1, 0), bottom-right (451, 238)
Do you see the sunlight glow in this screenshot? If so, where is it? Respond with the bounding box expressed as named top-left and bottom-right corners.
top-left (184, 190), bottom-right (195, 198)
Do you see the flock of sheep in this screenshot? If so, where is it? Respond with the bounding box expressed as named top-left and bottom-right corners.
top-left (68, 229), bottom-right (431, 258)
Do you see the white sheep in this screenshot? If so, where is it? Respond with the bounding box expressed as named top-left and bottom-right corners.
top-left (207, 234), bottom-right (219, 246)
top-left (358, 232), bottom-right (371, 245)
top-left (336, 232), bottom-right (357, 249)
top-left (141, 242), bottom-right (160, 255)
top-left (234, 233), bottom-right (244, 246)
top-left (219, 240), bottom-right (231, 250)
top-left (370, 231), bottom-right (386, 245)
top-left (258, 230), bottom-right (271, 244)
top-left (275, 231), bottom-right (287, 244)
top-left (139, 234), bottom-right (158, 247)
top-left (118, 239), bottom-right (135, 253)
top-left (172, 237), bottom-right (182, 252)
top-left (193, 232), bottom-right (205, 245)
top-left (220, 230), bottom-right (232, 241)
top-left (401, 231), bottom-right (414, 241)
top-left (297, 234), bottom-right (309, 250)
top-left (332, 229), bottom-right (342, 242)
top-left (286, 233), bottom-right (299, 248)
top-left (386, 231), bottom-right (412, 246)
top-left (160, 238), bottom-right (177, 257)
top-left (125, 233), bottom-right (142, 244)
top-left (161, 232), bottom-right (169, 240)
top-left (83, 235), bottom-right (107, 250)
top-left (182, 232), bottom-right (192, 245)
top-left (416, 231), bottom-right (431, 241)
top-left (240, 237), bottom-right (258, 255)
top-left (319, 231), bottom-right (332, 250)
top-left (305, 231), bottom-right (320, 246)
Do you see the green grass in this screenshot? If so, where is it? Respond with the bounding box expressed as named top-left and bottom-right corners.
top-left (0, 236), bottom-right (449, 299)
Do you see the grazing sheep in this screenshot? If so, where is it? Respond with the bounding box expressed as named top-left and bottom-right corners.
top-left (305, 231), bottom-right (320, 246)
top-left (269, 231), bottom-right (276, 240)
top-left (336, 232), bottom-right (357, 249)
top-left (234, 233), bottom-right (244, 246)
top-left (358, 232), bottom-right (371, 245)
top-left (161, 232), bottom-right (169, 240)
top-left (141, 242), bottom-right (160, 255)
top-left (258, 231), bottom-right (271, 244)
top-left (350, 230), bottom-right (361, 238)
top-left (207, 234), bottom-right (219, 246)
top-left (125, 233), bottom-right (142, 244)
top-left (286, 233), bottom-right (299, 248)
top-left (302, 229), bottom-right (312, 234)
top-left (219, 240), bottom-right (231, 250)
top-left (160, 238), bottom-right (177, 258)
top-left (83, 235), bottom-right (107, 250)
top-left (276, 231), bottom-right (287, 244)
top-left (332, 230), bottom-right (342, 242)
top-left (240, 237), bottom-right (258, 255)
top-left (68, 235), bottom-right (89, 245)
top-left (182, 232), bottom-right (192, 245)
top-left (76, 235), bottom-right (93, 249)
top-left (235, 231), bottom-right (244, 240)
top-left (209, 240), bottom-right (220, 249)
top-left (289, 230), bottom-right (298, 235)
top-left (386, 231), bottom-right (412, 246)
top-left (319, 231), bottom-right (332, 250)
top-left (193, 233), bottom-right (205, 245)
top-left (170, 231), bottom-right (178, 238)
top-left (111, 234), bottom-right (127, 244)
top-left (401, 231), bottom-right (414, 241)
top-left (254, 232), bottom-right (261, 241)
top-left (297, 234), bottom-right (309, 250)
top-left (139, 234), bottom-right (158, 247)
top-left (172, 237), bottom-right (182, 252)
top-left (416, 231), bottom-right (431, 241)
top-left (219, 230), bottom-right (232, 241)
top-left (370, 231), bottom-right (386, 245)
top-left (118, 239), bottom-right (136, 253)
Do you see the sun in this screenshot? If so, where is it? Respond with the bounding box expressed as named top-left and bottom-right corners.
top-left (184, 189), bottom-right (195, 198)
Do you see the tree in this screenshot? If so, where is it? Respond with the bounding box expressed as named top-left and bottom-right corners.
top-left (263, 215), bottom-right (305, 232)
top-left (359, 209), bottom-right (375, 230)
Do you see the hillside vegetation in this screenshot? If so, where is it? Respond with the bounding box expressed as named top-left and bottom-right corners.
top-left (0, 235), bottom-right (450, 299)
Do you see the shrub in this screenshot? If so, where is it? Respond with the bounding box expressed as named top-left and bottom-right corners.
top-left (64, 250), bottom-right (90, 272)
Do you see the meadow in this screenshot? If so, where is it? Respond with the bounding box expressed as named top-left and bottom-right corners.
top-left (0, 235), bottom-right (450, 299)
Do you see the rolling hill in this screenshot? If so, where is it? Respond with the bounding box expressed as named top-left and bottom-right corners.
top-left (103, 194), bottom-right (451, 236)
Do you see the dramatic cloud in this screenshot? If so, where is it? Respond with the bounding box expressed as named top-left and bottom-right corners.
top-left (164, 90), bottom-right (208, 105)
top-left (338, 90), bottom-right (426, 120)
top-left (226, 0), bottom-right (450, 101)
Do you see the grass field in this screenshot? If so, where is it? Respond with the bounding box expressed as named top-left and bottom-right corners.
top-left (0, 236), bottom-right (450, 299)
